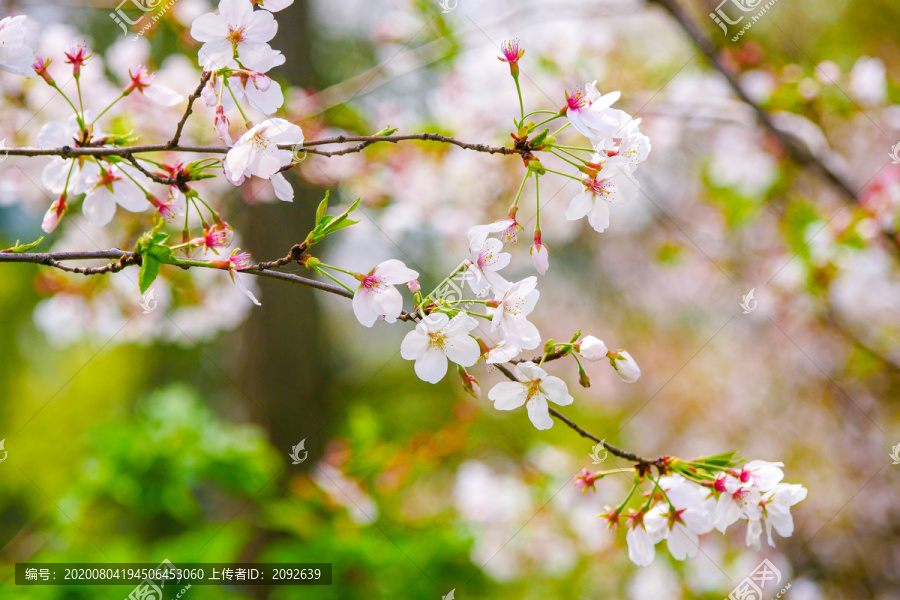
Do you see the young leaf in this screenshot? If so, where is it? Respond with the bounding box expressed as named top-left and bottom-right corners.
top-left (139, 255), bottom-right (161, 293)
top-left (2, 236), bottom-right (44, 253)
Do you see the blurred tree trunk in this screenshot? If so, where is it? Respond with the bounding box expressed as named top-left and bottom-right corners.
top-left (239, 1), bottom-right (329, 473)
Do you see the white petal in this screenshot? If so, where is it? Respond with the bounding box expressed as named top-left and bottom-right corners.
top-left (414, 348), bottom-right (448, 384)
top-left (541, 376), bottom-right (573, 406)
top-left (526, 396), bottom-right (553, 430)
top-left (82, 188), bottom-right (117, 227)
top-left (400, 328), bottom-right (429, 360)
top-left (488, 382), bottom-right (526, 410)
top-left (373, 259), bottom-right (418, 284)
top-left (270, 172), bottom-right (294, 201)
top-left (352, 289), bottom-right (377, 327)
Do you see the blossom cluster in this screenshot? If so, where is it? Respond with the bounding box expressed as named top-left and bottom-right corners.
top-left (585, 461), bottom-right (807, 567)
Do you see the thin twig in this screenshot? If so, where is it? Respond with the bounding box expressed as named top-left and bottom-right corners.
top-left (168, 72), bottom-right (211, 149)
top-left (493, 363), bottom-right (658, 467)
top-left (647, 0), bottom-right (900, 255)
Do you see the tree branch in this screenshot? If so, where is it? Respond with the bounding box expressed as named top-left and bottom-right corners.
top-left (647, 0), bottom-right (900, 255)
top-left (168, 71), bottom-right (211, 149)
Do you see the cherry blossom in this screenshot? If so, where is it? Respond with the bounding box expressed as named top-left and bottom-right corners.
top-left (400, 313), bottom-right (480, 383)
top-left (756, 483), bottom-right (808, 548)
top-left (713, 461), bottom-right (784, 532)
top-left (488, 361), bottom-right (574, 430)
top-left (564, 82), bottom-right (631, 146)
top-left (352, 259), bottom-right (419, 327)
top-left (125, 65), bottom-right (185, 107)
top-left (467, 219), bottom-right (514, 254)
top-left (224, 118), bottom-right (303, 201)
top-left (625, 509), bottom-right (666, 567)
top-left (488, 277), bottom-right (541, 350)
top-left (565, 168), bottom-right (633, 234)
top-left (37, 114), bottom-right (103, 196)
top-left (81, 164), bottom-right (152, 227)
top-left (601, 118), bottom-right (651, 173)
top-left (190, 0), bottom-right (281, 72)
top-left (467, 237), bottom-right (510, 296)
top-left (650, 476), bottom-right (716, 561)
top-left (0, 15), bottom-right (34, 77)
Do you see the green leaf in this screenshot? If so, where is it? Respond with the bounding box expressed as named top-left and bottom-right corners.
top-left (315, 191), bottom-right (330, 225)
top-left (139, 255), bottom-right (161, 293)
top-left (4, 236), bottom-right (44, 253)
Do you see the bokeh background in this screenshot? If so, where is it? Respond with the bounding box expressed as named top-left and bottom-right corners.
top-left (1, 0), bottom-right (900, 598)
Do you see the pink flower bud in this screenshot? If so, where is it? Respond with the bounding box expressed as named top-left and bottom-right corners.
top-left (42, 194), bottom-right (67, 233)
top-left (406, 279), bottom-right (420, 293)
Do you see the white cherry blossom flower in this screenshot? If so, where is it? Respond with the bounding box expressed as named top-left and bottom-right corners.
top-left (625, 510), bottom-right (667, 567)
top-left (190, 0), bottom-right (281, 72)
top-left (125, 65), bottom-right (184, 107)
top-left (37, 114), bottom-right (103, 196)
top-left (224, 118), bottom-right (303, 201)
top-left (0, 16), bottom-right (34, 78)
top-left (652, 476), bottom-right (716, 561)
top-left (401, 313), bottom-right (480, 383)
top-left (466, 237), bottom-right (510, 296)
top-left (352, 259), bottom-right (419, 327)
top-left (467, 219), bottom-right (514, 254)
top-left (758, 483), bottom-right (807, 547)
top-left (565, 82), bottom-right (631, 146)
top-left (488, 361), bottom-right (573, 430)
top-left (712, 461), bottom-right (783, 532)
top-left (489, 277), bottom-right (541, 350)
top-left (485, 341), bottom-right (522, 364)
top-left (81, 164), bottom-right (152, 227)
top-left (602, 118), bottom-right (651, 173)
top-left (564, 167), bottom-right (634, 233)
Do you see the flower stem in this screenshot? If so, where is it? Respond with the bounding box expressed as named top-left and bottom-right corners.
top-left (316, 267), bottom-right (355, 293)
top-left (543, 167), bottom-right (582, 182)
top-left (535, 173), bottom-right (541, 230)
top-left (551, 122), bottom-right (571, 137)
top-left (91, 92), bottom-right (126, 125)
top-left (513, 75), bottom-right (525, 123)
top-left (512, 171), bottom-right (530, 208)
top-left (532, 114), bottom-right (562, 130)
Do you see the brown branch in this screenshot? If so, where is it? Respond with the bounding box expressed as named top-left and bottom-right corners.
top-left (168, 71), bottom-right (211, 149)
top-left (4, 134), bottom-right (521, 160)
top-left (647, 0), bottom-right (900, 255)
